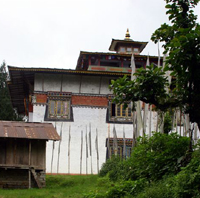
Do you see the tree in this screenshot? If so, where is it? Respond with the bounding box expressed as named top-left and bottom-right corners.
top-left (111, 0), bottom-right (200, 129)
top-left (0, 61), bottom-right (21, 120)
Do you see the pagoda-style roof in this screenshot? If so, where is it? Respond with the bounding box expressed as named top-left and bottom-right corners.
top-left (108, 39), bottom-right (148, 53)
top-left (76, 51), bottom-right (160, 70)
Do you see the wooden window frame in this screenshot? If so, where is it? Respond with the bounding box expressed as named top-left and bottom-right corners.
top-left (48, 99), bottom-right (70, 119)
top-left (111, 103), bottom-right (132, 118)
top-left (44, 92), bottom-right (73, 122)
top-left (107, 99), bottom-right (132, 124)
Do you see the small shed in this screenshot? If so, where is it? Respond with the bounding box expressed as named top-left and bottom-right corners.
top-left (0, 121), bottom-right (60, 189)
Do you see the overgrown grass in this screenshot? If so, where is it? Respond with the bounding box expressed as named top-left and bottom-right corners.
top-left (0, 175), bottom-right (107, 198)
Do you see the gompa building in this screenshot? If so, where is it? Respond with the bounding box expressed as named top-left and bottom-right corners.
top-left (8, 30), bottom-right (161, 174)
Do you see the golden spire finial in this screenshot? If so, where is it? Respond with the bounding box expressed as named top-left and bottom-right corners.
top-left (125, 28), bottom-right (130, 40)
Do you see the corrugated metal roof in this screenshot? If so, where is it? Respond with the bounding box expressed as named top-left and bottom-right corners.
top-left (0, 121), bottom-right (60, 141)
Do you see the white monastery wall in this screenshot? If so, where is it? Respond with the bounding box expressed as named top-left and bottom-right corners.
top-left (32, 105), bottom-right (158, 174)
top-left (34, 73), bottom-right (113, 94)
top-left (62, 74), bottom-right (81, 93)
top-left (32, 73), bottom-right (159, 174)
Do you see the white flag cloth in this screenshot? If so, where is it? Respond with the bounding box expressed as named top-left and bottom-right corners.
top-left (136, 101), bottom-right (143, 136)
top-left (131, 53), bottom-right (136, 81)
top-left (123, 126), bottom-right (126, 159)
top-left (158, 41), bottom-right (161, 67)
top-left (113, 125), bottom-right (118, 155)
top-left (131, 53), bottom-right (143, 137)
top-left (143, 56), bottom-right (150, 135)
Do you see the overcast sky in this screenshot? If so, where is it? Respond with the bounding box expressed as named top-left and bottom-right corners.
top-left (1, 0), bottom-right (199, 69)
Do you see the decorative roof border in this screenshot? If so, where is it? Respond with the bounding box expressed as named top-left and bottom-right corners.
top-left (8, 66), bottom-right (131, 76)
top-left (72, 105), bottom-right (107, 109)
top-left (72, 93), bottom-right (108, 97)
top-left (79, 51), bottom-right (162, 59)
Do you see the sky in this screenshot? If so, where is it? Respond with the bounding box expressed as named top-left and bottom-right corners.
top-left (0, 0), bottom-right (200, 69)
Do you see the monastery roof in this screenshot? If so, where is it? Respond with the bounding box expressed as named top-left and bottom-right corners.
top-left (0, 121), bottom-right (60, 141)
top-left (8, 66), bottom-right (131, 78)
top-left (78, 51), bottom-right (159, 58)
top-left (108, 39), bottom-right (148, 52)
top-left (7, 66), bottom-right (131, 114)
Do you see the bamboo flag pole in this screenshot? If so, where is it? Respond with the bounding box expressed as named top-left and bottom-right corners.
top-left (131, 53), bottom-right (137, 147)
top-left (89, 123), bottom-right (93, 174)
top-left (156, 110), bottom-right (160, 132)
top-left (136, 101), bottom-right (143, 136)
top-left (123, 125), bottom-right (126, 159)
top-left (171, 111), bottom-right (175, 132)
top-left (68, 125), bottom-right (71, 174)
top-left (80, 130), bottom-right (83, 174)
top-left (107, 123), bottom-right (111, 159)
top-left (57, 122), bottom-right (63, 174)
top-left (176, 110), bottom-right (178, 133)
top-left (143, 55), bottom-right (150, 137)
top-left (95, 128), bottom-right (99, 174)
top-left (149, 105), bottom-right (152, 137)
top-left (159, 112), bottom-right (165, 133)
top-left (194, 123), bottom-right (198, 144)
top-left (157, 41), bottom-right (161, 68)
top-left (113, 125), bottom-right (118, 156)
top-left (51, 122), bottom-right (56, 174)
top-left (183, 114), bottom-right (186, 136)
top-left (143, 103), bottom-right (148, 137)
top-left (85, 126), bottom-right (88, 175)
top-left (132, 111), bottom-right (137, 148)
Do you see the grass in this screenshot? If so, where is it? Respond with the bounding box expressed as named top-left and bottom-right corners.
top-left (0, 174), bottom-right (108, 198)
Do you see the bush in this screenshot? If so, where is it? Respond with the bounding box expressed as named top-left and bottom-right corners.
top-left (99, 156), bottom-right (125, 181)
top-left (100, 133), bottom-right (190, 182)
top-left (126, 132), bottom-right (190, 181)
top-left (136, 148), bottom-right (200, 198)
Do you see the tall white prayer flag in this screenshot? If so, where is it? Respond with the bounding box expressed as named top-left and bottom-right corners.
top-left (158, 41), bottom-right (161, 67)
top-left (131, 53), bottom-right (136, 81)
top-left (123, 126), bottom-right (126, 159)
top-left (143, 56), bottom-right (150, 136)
top-left (113, 125), bottom-right (118, 156)
top-left (131, 53), bottom-right (143, 137)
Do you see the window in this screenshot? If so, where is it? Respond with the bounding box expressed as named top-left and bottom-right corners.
top-left (120, 47), bottom-right (125, 53)
top-left (107, 98), bottom-right (132, 123)
top-left (106, 138), bottom-right (133, 159)
top-left (44, 92), bottom-right (73, 121)
top-left (111, 103), bottom-right (132, 117)
top-left (126, 47), bottom-right (132, 54)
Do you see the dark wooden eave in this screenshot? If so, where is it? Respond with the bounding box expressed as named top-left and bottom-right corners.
top-left (76, 51), bottom-right (162, 70)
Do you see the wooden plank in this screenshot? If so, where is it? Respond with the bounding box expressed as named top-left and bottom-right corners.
top-left (31, 140), bottom-right (46, 169)
top-left (0, 139), bottom-right (6, 164)
top-left (6, 139), bottom-right (14, 164)
top-left (15, 139), bottom-right (29, 165)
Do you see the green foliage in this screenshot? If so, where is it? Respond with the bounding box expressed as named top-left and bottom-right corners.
top-left (127, 133), bottom-right (190, 181)
top-left (164, 111), bottom-right (173, 134)
top-left (110, 0), bottom-right (200, 128)
top-left (85, 179), bottom-right (148, 198)
top-left (137, 148), bottom-right (200, 198)
top-left (136, 177), bottom-right (174, 198)
top-left (110, 65), bottom-right (173, 111)
top-left (0, 61), bottom-right (21, 121)
top-left (151, 0), bottom-right (200, 126)
top-left (0, 175), bottom-right (106, 198)
top-left (100, 133), bottom-right (190, 183)
top-left (99, 156), bottom-right (125, 181)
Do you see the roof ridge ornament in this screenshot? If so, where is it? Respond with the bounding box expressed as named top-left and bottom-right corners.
top-left (125, 28), bottom-right (131, 40)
